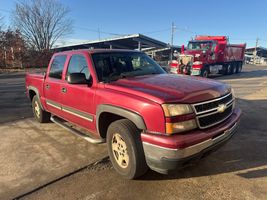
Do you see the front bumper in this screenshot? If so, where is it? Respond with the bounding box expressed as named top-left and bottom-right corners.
top-left (141, 108), bottom-right (241, 174)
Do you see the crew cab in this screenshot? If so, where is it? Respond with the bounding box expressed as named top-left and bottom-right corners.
top-left (25, 49), bottom-right (241, 179)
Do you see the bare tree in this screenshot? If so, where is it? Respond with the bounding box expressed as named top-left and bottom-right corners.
top-left (13, 0), bottom-right (73, 51)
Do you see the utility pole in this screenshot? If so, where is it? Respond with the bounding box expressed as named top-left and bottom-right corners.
top-left (98, 28), bottom-right (101, 40)
top-left (170, 22), bottom-right (176, 61)
top-left (253, 38), bottom-right (259, 64)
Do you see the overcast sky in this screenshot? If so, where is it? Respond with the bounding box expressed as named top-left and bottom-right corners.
top-left (0, 0), bottom-right (266, 47)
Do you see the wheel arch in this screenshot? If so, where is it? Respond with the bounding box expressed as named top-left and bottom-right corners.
top-left (96, 105), bottom-right (147, 139)
top-left (28, 86), bottom-right (44, 110)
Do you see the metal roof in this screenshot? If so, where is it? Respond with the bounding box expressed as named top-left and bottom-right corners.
top-left (54, 34), bottom-right (168, 52)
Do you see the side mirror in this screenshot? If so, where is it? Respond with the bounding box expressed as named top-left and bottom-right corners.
top-left (67, 73), bottom-right (88, 84)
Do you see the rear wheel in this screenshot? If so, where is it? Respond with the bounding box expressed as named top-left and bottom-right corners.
top-left (107, 119), bottom-right (148, 179)
top-left (231, 62), bottom-right (237, 74)
top-left (32, 95), bottom-right (50, 123)
top-left (201, 67), bottom-right (209, 78)
top-left (236, 62), bottom-right (242, 73)
top-left (225, 63), bottom-right (232, 75)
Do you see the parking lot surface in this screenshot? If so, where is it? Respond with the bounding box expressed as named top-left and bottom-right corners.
top-left (0, 65), bottom-right (267, 200)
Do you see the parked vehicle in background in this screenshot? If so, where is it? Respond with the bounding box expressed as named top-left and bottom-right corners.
top-left (25, 49), bottom-right (241, 179)
top-left (170, 36), bottom-right (246, 77)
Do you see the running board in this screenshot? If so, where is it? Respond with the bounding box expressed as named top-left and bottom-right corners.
top-left (50, 116), bottom-right (105, 144)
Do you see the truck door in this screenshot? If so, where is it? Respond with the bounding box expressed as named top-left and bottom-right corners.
top-left (61, 53), bottom-right (96, 132)
top-left (44, 55), bottom-right (67, 117)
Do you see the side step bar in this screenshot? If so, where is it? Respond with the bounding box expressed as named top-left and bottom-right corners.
top-left (50, 116), bottom-right (105, 144)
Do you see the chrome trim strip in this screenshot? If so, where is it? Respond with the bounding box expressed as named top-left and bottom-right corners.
top-left (62, 106), bottom-right (93, 122)
top-left (143, 122), bottom-right (238, 160)
top-left (193, 93), bottom-right (233, 115)
top-left (197, 101), bottom-right (233, 118)
top-left (193, 92), bottom-right (232, 107)
top-left (46, 99), bottom-right (61, 110)
top-left (46, 99), bottom-right (93, 122)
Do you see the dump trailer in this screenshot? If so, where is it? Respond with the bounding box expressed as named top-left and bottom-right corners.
top-left (170, 36), bottom-right (246, 77)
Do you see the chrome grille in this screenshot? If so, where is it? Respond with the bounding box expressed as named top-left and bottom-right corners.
top-left (193, 93), bottom-right (234, 129)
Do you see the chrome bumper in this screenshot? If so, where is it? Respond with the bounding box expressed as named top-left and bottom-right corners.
top-left (142, 122), bottom-right (238, 173)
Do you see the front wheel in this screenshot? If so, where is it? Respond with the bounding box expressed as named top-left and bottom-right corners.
top-left (107, 119), bottom-right (148, 179)
top-left (32, 95), bottom-right (51, 123)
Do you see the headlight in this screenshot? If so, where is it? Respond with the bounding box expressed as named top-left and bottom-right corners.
top-left (162, 104), bottom-right (193, 117)
top-left (193, 61), bottom-right (202, 65)
top-left (166, 119), bottom-right (197, 134)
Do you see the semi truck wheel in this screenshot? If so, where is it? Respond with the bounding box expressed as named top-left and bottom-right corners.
top-left (231, 63), bottom-right (237, 74)
top-left (237, 62), bottom-right (242, 73)
top-left (32, 95), bottom-right (51, 123)
top-left (201, 68), bottom-right (209, 78)
top-left (226, 64), bottom-right (232, 75)
top-left (107, 119), bottom-right (148, 179)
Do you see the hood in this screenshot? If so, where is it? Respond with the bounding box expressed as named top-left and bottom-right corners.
top-left (105, 74), bottom-right (231, 104)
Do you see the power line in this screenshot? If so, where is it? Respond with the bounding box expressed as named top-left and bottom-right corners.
top-left (141, 28), bottom-right (170, 35)
top-left (74, 26), bottom-right (125, 36)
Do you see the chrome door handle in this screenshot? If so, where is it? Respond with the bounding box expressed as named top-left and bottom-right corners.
top-left (45, 84), bottom-right (50, 89)
top-left (61, 87), bottom-right (67, 93)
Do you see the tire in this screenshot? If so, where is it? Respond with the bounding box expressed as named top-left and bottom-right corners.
top-left (231, 62), bottom-right (237, 74)
top-left (236, 62), bottom-right (242, 73)
top-left (226, 63), bottom-right (232, 75)
top-left (201, 67), bottom-right (209, 78)
top-left (107, 119), bottom-right (148, 179)
top-left (32, 95), bottom-right (51, 123)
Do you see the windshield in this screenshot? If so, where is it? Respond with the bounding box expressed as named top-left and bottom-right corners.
top-left (92, 52), bottom-right (166, 82)
top-left (187, 41), bottom-right (212, 51)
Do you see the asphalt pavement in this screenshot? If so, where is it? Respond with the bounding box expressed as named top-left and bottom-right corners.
top-left (0, 65), bottom-right (267, 200)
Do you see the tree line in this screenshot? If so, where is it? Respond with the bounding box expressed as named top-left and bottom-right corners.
top-left (0, 0), bottom-right (72, 69)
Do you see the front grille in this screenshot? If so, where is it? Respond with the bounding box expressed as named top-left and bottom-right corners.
top-left (198, 105), bottom-right (233, 128)
top-left (193, 93), bottom-right (234, 129)
top-left (194, 93), bottom-right (233, 114)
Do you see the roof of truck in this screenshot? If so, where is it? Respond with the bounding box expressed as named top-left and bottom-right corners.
top-left (54, 48), bottom-right (141, 55)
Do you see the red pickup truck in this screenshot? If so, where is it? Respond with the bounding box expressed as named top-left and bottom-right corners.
top-left (25, 49), bottom-right (241, 179)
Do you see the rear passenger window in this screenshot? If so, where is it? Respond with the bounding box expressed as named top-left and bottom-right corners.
top-left (67, 54), bottom-right (90, 80)
top-left (49, 55), bottom-right (67, 79)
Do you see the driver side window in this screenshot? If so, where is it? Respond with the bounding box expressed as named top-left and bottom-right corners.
top-left (67, 54), bottom-right (90, 80)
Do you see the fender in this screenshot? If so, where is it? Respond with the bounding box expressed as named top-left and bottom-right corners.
top-left (27, 86), bottom-right (44, 110)
top-left (96, 104), bottom-right (146, 133)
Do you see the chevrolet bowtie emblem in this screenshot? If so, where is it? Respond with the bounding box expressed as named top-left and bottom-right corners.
top-left (217, 104), bottom-right (227, 113)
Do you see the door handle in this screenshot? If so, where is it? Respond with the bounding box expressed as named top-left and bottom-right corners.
top-left (45, 84), bottom-right (50, 89)
top-left (61, 87), bottom-right (67, 93)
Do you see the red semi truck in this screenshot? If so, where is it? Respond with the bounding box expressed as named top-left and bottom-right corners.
top-left (25, 49), bottom-right (241, 179)
top-left (170, 36), bottom-right (246, 77)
